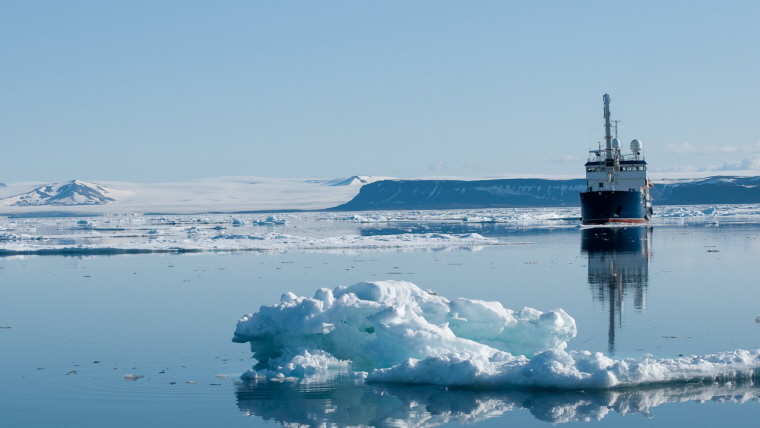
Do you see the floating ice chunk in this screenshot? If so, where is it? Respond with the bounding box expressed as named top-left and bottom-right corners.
top-left (241, 349), bottom-right (352, 381)
top-left (124, 374), bottom-right (144, 381)
top-left (234, 280), bottom-right (760, 389)
top-left (233, 280), bottom-right (576, 374)
top-left (254, 216), bottom-right (287, 225)
top-left (186, 226), bottom-right (207, 235)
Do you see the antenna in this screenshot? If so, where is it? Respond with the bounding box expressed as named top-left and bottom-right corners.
top-left (612, 120), bottom-right (621, 139)
top-left (603, 94), bottom-right (612, 160)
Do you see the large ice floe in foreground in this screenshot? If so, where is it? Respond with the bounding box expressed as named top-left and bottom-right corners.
top-left (233, 280), bottom-right (760, 389)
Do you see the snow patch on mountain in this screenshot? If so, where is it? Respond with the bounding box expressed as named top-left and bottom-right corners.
top-left (0, 180), bottom-right (130, 206)
top-left (325, 176), bottom-right (391, 186)
top-left (328, 176), bottom-right (369, 186)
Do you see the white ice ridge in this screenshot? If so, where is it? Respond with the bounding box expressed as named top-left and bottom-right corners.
top-left (0, 231), bottom-right (499, 255)
top-left (233, 280), bottom-right (760, 389)
top-left (233, 280), bottom-right (576, 379)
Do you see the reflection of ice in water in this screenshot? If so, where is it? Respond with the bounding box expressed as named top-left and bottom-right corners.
top-left (236, 378), bottom-right (760, 426)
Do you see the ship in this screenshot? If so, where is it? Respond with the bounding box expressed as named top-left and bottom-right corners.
top-left (580, 94), bottom-right (653, 225)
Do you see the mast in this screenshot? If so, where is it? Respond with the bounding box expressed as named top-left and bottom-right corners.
top-left (603, 94), bottom-right (612, 160)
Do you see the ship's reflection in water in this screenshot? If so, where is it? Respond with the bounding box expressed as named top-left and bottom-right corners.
top-left (581, 226), bottom-right (653, 354)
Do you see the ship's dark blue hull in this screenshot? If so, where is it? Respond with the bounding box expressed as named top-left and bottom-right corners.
top-left (580, 191), bottom-right (650, 225)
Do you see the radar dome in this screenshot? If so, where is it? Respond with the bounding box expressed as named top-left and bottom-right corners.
top-left (630, 139), bottom-right (643, 154)
top-left (611, 138), bottom-right (621, 149)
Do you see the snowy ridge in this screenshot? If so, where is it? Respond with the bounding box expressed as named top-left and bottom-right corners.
top-left (0, 180), bottom-right (128, 206)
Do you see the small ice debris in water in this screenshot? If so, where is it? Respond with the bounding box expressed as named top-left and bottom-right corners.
top-left (169, 381), bottom-right (176, 385)
top-left (67, 370), bottom-right (77, 375)
top-left (216, 374), bottom-right (229, 379)
top-left (93, 360), bottom-right (100, 364)
top-left (0, 326), bottom-right (11, 329)
top-left (186, 381), bottom-right (196, 384)
top-left (755, 316), bottom-right (760, 323)
top-left (124, 374), bottom-right (143, 381)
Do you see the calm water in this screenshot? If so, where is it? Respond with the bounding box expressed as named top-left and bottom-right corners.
top-left (2, 221), bottom-right (760, 426)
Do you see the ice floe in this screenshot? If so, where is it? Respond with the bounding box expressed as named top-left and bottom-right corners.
top-left (233, 280), bottom-right (760, 390)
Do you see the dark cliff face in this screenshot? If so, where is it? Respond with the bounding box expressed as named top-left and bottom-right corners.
top-left (331, 176), bottom-right (760, 211)
top-left (651, 176), bottom-right (760, 205)
top-left (331, 179), bottom-right (587, 211)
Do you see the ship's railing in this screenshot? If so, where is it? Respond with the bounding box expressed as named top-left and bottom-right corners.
top-left (587, 150), bottom-right (644, 162)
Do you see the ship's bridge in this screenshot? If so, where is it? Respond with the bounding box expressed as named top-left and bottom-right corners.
top-left (585, 159), bottom-right (647, 173)
top-left (585, 156), bottom-right (649, 193)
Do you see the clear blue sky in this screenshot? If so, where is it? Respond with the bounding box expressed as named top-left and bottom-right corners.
top-left (2, 1), bottom-right (759, 182)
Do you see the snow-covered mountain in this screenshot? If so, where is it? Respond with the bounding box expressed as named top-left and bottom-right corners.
top-left (327, 176), bottom-right (374, 186)
top-left (0, 180), bottom-right (127, 206)
top-left (307, 176), bottom-right (391, 186)
top-left (0, 176), bottom-right (375, 215)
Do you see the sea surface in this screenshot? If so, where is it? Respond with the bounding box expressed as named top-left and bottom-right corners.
top-left (2, 212), bottom-right (760, 427)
